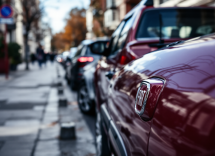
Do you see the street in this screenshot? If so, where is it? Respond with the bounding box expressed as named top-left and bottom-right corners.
top-left (0, 62), bottom-right (96, 156)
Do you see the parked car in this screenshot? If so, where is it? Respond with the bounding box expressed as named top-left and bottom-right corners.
top-left (56, 51), bottom-right (70, 68)
top-left (65, 39), bottom-right (109, 90)
top-left (63, 47), bottom-right (78, 69)
top-left (96, 33), bottom-right (215, 156)
top-left (56, 54), bottom-right (63, 64)
top-left (78, 61), bottom-right (99, 114)
top-left (70, 47), bottom-right (78, 58)
top-left (94, 0), bottom-right (215, 116)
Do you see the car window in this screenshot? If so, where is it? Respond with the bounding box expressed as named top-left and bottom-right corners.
top-left (74, 44), bottom-right (83, 57)
top-left (116, 17), bottom-right (134, 50)
top-left (109, 21), bottom-right (125, 56)
top-left (81, 46), bottom-right (87, 56)
top-left (136, 9), bottom-right (215, 39)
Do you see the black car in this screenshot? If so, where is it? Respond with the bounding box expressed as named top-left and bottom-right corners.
top-left (65, 39), bottom-right (109, 90)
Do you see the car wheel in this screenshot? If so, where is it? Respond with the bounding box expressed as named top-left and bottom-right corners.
top-left (78, 82), bottom-right (94, 114)
top-left (95, 111), bottom-right (111, 156)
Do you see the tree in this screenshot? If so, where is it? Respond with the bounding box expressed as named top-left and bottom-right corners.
top-left (90, 0), bottom-right (112, 37)
top-left (51, 8), bottom-right (87, 52)
top-left (20, 0), bottom-right (43, 70)
top-left (51, 32), bottom-right (65, 52)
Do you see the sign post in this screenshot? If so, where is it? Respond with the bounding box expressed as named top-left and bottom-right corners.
top-left (0, 5), bottom-right (13, 79)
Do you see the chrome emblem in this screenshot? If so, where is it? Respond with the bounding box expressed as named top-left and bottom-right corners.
top-left (135, 81), bottom-right (150, 116)
top-left (137, 90), bottom-right (146, 107)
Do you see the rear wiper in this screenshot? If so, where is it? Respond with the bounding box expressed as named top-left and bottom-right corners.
top-left (149, 40), bottom-right (185, 53)
top-left (149, 43), bottom-right (168, 48)
top-left (165, 40), bottom-right (184, 47)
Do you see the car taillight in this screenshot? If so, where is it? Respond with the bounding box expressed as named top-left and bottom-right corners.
top-left (120, 54), bottom-right (136, 65)
top-left (78, 57), bottom-right (94, 63)
top-left (57, 57), bottom-right (63, 63)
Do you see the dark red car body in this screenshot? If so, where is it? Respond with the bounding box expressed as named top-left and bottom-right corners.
top-left (94, 1), bottom-right (215, 155)
top-left (100, 33), bottom-right (215, 156)
top-left (94, 2), bottom-right (215, 114)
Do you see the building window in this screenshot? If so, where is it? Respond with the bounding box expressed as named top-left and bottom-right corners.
top-left (113, 11), bottom-right (116, 21)
top-left (160, 0), bottom-right (169, 4)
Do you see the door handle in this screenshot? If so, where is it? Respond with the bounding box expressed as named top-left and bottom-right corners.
top-left (105, 71), bottom-right (115, 80)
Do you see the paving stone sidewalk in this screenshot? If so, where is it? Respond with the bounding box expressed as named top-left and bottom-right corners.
top-left (0, 62), bottom-right (96, 156)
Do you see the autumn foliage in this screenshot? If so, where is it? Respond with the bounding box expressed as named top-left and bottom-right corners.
top-left (90, 0), bottom-right (113, 37)
top-left (52, 8), bottom-right (87, 52)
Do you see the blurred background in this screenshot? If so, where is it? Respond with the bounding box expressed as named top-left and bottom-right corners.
top-left (0, 0), bottom-right (215, 156)
top-left (0, 0), bottom-right (215, 71)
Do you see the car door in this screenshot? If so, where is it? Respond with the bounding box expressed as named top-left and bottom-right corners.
top-left (95, 21), bottom-right (126, 109)
top-left (105, 65), bottom-right (163, 156)
top-left (95, 15), bottom-right (136, 108)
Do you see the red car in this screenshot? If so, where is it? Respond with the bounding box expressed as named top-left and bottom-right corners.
top-left (97, 33), bottom-right (215, 156)
top-left (94, 1), bottom-right (215, 117)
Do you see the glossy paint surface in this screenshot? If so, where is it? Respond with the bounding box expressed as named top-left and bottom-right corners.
top-left (94, 2), bottom-right (215, 155)
top-left (94, 5), bottom-right (181, 111)
top-left (107, 34), bottom-right (215, 155)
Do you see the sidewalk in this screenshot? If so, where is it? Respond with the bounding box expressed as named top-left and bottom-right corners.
top-left (0, 62), bottom-right (96, 156)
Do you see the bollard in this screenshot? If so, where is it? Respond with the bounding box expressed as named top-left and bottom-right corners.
top-left (58, 97), bottom-right (67, 107)
top-left (58, 87), bottom-right (64, 95)
top-left (57, 80), bottom-right (62, 87)
top-left (60, 122), bottom-right (76, 140)
top-left (56, 67), bottom-right (60, 78)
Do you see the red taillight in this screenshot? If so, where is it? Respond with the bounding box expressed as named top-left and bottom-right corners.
top-left (78, 57), bottom-right (94, 63)
top-left (120, 54), bottom-right (136, 65)
top-left (120, 55), bottom-right (127, 65)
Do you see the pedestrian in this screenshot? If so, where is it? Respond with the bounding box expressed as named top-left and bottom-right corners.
top-left (36, 44), bottom-right (44, 68)
top-left (50, 52), bottom-right (55, 63)
top-left (30, 53), bottom-right (36, 64)
top-left (43, 51), bottom-right (47, 67)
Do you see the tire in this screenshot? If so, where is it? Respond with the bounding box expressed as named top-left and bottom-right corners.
top-left (78, 82), bottom-right (94, 114)
top-left (95, 111), bottom-right (111, 156)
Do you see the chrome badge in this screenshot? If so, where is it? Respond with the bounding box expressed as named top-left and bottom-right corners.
top-left (135, 81), bottom-right (150, 116)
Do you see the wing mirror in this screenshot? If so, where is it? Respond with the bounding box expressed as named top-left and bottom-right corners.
top-left (90, 41), bottom-right (109, 56)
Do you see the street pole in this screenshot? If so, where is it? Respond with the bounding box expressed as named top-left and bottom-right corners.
top-left (4, 24), bottom-right (8, 79)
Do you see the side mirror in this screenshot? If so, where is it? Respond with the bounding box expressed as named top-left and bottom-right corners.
top-left (90, 41), bottom-right (109, 56)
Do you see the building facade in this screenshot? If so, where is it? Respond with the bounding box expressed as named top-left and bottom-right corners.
top-left (104, 0), bottom-right (141, 30)
top-left (154, 0), bottom-right (215, 7)
top-left (86, 6), bottom-right (95, 39)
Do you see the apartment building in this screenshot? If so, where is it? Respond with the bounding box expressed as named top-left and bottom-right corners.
top-left (86, 6), bottom-right (95, 39)
top-left (104, 0), bottom-right (141, 30)
top-left (154, 0), bottom-right (215, 7)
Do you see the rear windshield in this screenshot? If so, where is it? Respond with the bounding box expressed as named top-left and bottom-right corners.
top-left (136, 8), bottom-right (215, 39)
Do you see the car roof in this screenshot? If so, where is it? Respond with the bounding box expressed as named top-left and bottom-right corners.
top-left (81, 38), bottom-right (109, 46)
top-left (81, 40), bottom-right (94, 45)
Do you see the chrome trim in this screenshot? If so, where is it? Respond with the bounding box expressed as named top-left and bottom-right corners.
top-left (135, 81), bottom-right (150, 116)
top-left (100, 104), bottom-right (128, 156)
top-left (135, 78), bottom-right (165, 116)
top-left (109, 121), bottom-right (128, 156)
top-left (101, 104), bottom-right (111, 129)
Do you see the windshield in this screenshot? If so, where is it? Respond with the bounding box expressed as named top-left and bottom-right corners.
top-left (136, 8), bottom-right (215, 39)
